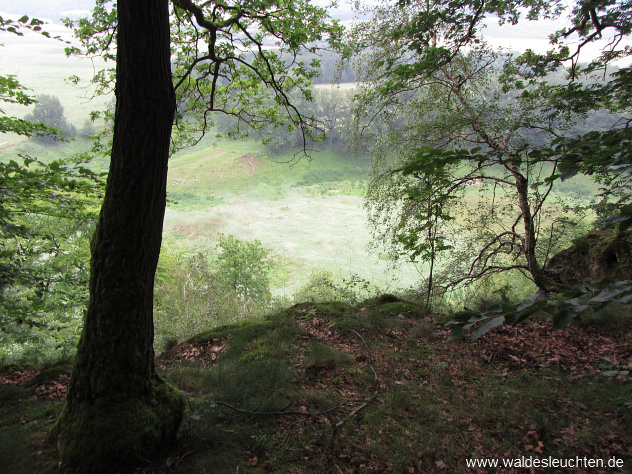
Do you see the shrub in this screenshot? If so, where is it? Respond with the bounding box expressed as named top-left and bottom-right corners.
top-left (154, 236), bottom-right (275, 350)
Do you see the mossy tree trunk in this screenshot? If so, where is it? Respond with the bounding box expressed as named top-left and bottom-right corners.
top-left (57, 0), bottom-right (185, 470)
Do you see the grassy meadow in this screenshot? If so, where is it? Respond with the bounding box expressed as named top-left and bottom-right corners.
top-left (1, 26), bottom-right (600, 304)
top-left (163, 138), bottom-right (423, 297)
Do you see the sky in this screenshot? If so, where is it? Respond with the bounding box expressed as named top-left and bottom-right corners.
top-left (2, 0), bottom-right (626, 61)
top-left (0, 0), bottom-right (93, 22)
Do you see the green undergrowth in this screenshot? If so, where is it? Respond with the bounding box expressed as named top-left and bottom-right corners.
top-left (1, 296), bottom-right (631, 472)
top-left (156, 296), bottom-right (632, 472)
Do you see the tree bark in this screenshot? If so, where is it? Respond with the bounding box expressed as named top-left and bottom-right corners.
top-left (508, 163), bottom-right (549, 292)
top-left (56, 0), bottom-right (185, 470)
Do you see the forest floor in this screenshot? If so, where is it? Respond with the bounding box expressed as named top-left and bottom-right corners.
top-left (1, 296), bottom-right (631, 473)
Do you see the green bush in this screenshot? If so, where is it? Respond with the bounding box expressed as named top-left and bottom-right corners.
top-left (154, 252), bottom-right (218, 349)
top-left (154, 236), bottom-right (275, 350)
top-left (293, 270), bottom-right (352, 303)
top-left (214, 234), bottom-right (273, 308)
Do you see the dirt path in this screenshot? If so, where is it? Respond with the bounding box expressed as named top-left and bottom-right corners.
top-left (234, 154), bottom-right (256, 174)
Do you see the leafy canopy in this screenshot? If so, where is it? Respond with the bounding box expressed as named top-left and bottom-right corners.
top-left (352, 0), bottom-right (632, 334)
top-left (0, 17), bottom-right (104, 332)
top-left (64, 0), bottom-right (347, 154)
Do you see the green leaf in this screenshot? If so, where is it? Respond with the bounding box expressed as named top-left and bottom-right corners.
top-left (447, 325), bottom-right (464, 341)
top-left (515, 299), bottom-right (545, 316)
top-left (472, 316), bottom-right (505, 340)
top-left (589, 285), bottom-right (629, 304)
top-left (602, 370), bottom-right (622, 377)
top-left (552, 307), bottom-right (576, 329)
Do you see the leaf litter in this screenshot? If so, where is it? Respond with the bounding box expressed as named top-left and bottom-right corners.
top-left (2, 300), bottom-right (631, 472)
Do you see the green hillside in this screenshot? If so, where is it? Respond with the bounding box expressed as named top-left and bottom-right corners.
top-left (166, 139), bottom-right (369, 202)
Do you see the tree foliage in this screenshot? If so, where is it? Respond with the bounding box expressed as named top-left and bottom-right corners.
top-left (153, 237), bottom-right (275, 348)
top-left (355, 16), bottom-right (580, 294)
top-left (244, 87), bottom-right (356, 153)
top-left (24, 94), bottom-right (76, 143)
top-left (0, 14), bottom-right (70, 41)
top-left (216, 233), bottom-right (273, 307)
top-left (0, 28), bottom-right (103, 333)
top-left (348, 0), bottom-right (632, 333)
top-left (0, 19), bottom-right (104, 363)
top-left (0, 156), bottom-right (101, 328)
top-left (353, 0), bottom-right (632, 300)
top-left (64, 0), bottom-right (346, 153)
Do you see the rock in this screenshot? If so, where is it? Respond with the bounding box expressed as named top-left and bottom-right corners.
top-left (546, 230), bottom-right (632, 286)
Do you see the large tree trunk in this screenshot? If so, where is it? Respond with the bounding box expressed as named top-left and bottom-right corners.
top-left (56, 0), bottom-right (185, 470)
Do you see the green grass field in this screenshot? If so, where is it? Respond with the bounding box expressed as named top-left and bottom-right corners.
top-left (1, 27), bottom-right (604, 313)
top-left (164, 140), bottom-right (421, 297)
top-left (2, 27), bottom-right (600, 303)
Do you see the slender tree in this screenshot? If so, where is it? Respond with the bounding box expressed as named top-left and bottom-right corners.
top-left (353, 0), bottom-right (631, 295)
top-left (357, 34), bottom-right (574, 293)
top-left (55, 0), bottom-right (343, 470)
